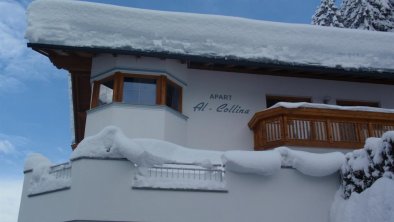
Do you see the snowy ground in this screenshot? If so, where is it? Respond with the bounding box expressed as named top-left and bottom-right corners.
top-left (331, 177), bottom-right (394, 222)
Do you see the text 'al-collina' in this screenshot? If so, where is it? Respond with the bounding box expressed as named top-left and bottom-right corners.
top-left (192, 94), bottom-right (251, 114)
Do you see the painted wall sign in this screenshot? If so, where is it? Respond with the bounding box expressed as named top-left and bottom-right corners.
top-left (193, 94), bottom-right (251, 114)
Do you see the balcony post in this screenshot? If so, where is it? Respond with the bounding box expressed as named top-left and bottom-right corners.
top-left (310, 120), bottom-right (316, 141)
top-left (368, 122), bottom-right (374, 137)
top-left (281, 115), bottom-right (288, 143)
top-left (326, 119), bottom-right (333, 144)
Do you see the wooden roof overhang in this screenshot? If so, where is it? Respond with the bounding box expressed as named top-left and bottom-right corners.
top-left (27, 43), bottom-right (394, 149)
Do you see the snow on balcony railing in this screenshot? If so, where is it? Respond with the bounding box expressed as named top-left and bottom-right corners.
top-left (132, 163), bottom-right (227, 192)
top-left (49, 162), bottom-right (72, 179)
top-left (28, 162), bottom-right (72, 197)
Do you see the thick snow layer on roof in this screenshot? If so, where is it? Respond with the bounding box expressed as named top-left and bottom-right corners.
top-left (71, 126), bottom-right (344, 177)
top-left (26, 0), bottom-right (394, 71)
top-left (330, 177), bottom-right (394, 222)
top-left (270, 102), bottom-right (394, 113)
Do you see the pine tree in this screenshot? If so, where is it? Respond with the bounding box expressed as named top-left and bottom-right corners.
top-left (389, 0), bottom-right (394, 31)
top-left (312, 0), bottom-right (343, 27)
top-left (341, 0), bottom-right (394, 31)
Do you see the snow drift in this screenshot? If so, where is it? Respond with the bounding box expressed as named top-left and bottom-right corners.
top-left (331, 177), bottom-right (394, 222)
top-left (330, 131), bottom-right (394, 222)
top-left (24, 153), bottom-right (71, 195)
top-left (70, 126), bottom-right (344, 177)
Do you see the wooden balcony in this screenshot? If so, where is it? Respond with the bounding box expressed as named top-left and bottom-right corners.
top-left (248, 106), bottom-right (394, 150)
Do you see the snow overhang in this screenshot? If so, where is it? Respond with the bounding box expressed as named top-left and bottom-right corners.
top-left (26, 0), bottom-right (394, 81)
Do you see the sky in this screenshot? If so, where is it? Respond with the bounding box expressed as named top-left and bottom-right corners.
top-left (0, 0), bottom-right (327, 221)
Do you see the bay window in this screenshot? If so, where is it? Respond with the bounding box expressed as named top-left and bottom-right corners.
top-left (91, 72), bottom-right (183, 112)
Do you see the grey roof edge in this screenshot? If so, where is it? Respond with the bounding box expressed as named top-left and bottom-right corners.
top-left (27, 43), bottom-right (394, 79)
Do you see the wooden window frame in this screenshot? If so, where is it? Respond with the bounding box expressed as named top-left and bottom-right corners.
top-left (91, 75), bottom-right (116, 108)
top-left (336, 100), bottom-right (380, 108)
top-left (166, 78), bottom-right (183, 113)
top-left (91, 72), bottom-right (183, 112)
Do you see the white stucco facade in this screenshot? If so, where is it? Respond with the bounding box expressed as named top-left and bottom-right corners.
top-left (86, 54), bottom-right (394, 151)
top-left (18, 158), bottom-right (339, 222)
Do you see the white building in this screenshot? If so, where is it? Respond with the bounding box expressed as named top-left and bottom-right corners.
top-left (18, 1), bottom-right (394, 222)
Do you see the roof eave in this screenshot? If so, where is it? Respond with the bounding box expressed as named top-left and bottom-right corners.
top-left (27, 42), bottom-right (394, 84)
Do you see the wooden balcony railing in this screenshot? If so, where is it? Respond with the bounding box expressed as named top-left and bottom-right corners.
top-left (248, 106), bottom-right (394, 150)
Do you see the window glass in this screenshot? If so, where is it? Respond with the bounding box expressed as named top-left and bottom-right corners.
top-left (336, 100), bottom-right (380, 107)
top-left (266, 95), bottom-right (311, 108)
top-left (99, 80), bottom-right (114, 105)
top-left (166, 81), bottom-right (181, 111)
top-left (123, 78), bottom-right (156, 105)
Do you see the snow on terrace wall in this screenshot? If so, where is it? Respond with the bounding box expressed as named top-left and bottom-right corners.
top-left (88, 55), bottom-right (394, 150)
top-left (19, 158), bottom-right (339, 222)
top-left (19, 127), bottom-right (345, 222)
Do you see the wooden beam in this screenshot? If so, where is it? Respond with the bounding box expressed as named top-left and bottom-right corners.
top-left (70, 71), bottom-right (91, 146)
top-left (49, 53), bottom-right (92, 72)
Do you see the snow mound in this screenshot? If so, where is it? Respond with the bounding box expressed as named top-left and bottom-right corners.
top-left (73, 126), bottom-right (344, 177)
top-left (277, 147), bottom-right (345, 177)
top-left (223, 150), bottom-right (281, 176)
top-left (330, 177), bottom-right (394, 222)
top-left (26, 0), bottom-right (394, 71)
top-left (25, 154), bottom-right (71, 196)
top-left (72, 126), bottom-right (223, 167)
top-left (24, 153), bottom-right (52, 171)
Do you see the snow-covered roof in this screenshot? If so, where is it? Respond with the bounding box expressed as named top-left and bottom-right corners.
top-left (26, 0), bottom-right (394, 72)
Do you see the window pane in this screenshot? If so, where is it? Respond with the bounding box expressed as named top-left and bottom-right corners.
top-left (336, 100), bottom-right (380, 107)
top-left (123, 78), bottom-right (156, 105)
top-left (266, 96), bottom-right (311, 108)
top-left (166, 82), bottom-right (180, 111)
top-left (99, 80), bottom-right (114, 105)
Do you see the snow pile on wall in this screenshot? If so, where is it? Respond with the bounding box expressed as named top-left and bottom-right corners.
top-left (277, 147), bottom-right (345, 177)
top-left (330, 177), bottom-right (394, 222)
top-left (270, 102), bottom-right (394, 113)
top-left (73, 126), bottom-right (345, 177)
top-left (26, 0), bottom-right (394, 71)
top-left (24, 153), bottom-right (71, 196)
top-left (71, 126), bottom-right (223, 167)
top-left (340, 131), bottom-right (394, 198)
top-left (223, 148), bottom-right (344, 176)
top-left (223, 150), bottom-right (281, 176)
